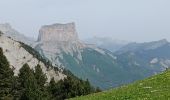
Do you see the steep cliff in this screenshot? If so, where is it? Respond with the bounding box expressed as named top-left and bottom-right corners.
top-left (38, 22), bottom-right (78, 42)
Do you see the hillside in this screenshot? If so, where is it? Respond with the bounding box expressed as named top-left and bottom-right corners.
top-left (71, 69), bottom-right (170, 100)
top-left (0, 32), bottom-right (65, 82)
top-left (0, 31), bottom-right (97, 99)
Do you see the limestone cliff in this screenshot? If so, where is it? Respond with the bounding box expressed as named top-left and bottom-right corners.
top-left (0, 34), bottom-right (66, 82)
top-left (38, 22), bottom-right (78, 42)
top-left (35, 23), bottom-right (87, 65)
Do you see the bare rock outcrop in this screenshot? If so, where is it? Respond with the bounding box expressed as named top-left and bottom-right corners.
top-left (35, 22), bottom-right (88, 67)
top-left (0, 34), bottom-right (66, 82)
top-left (38, 22), bottom-right (78, 42)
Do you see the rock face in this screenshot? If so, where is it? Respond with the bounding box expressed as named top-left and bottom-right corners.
top-left (38, 22), bottom-right (78, 42)
top-left (0, 34), bottom-right (66, 82)
top-left (35, 22), bottom-right (86, 63)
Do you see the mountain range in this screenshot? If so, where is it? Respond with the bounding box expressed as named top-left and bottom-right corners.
top-left (0, 22), bottom-right (170, 90)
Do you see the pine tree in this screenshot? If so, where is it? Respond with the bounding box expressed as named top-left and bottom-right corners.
top-left (18, 63), bottom-right (42, 100)
top-left (34, 64), bottom-right (51, 99)
top-left (48, 77), bottom-right (57, 99)
top-left (48, 77), bottom-right (56, 94)
top-left (84, 79), bottom-right (94, 94)
top-left (34, 64), bottom-right (47, 87)
top-left (0, 48), bottom-right (14, 99)
top-left (12, 76), bottom-right (22, 99)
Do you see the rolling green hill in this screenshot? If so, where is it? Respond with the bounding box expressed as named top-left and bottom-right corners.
top-left (70, 69), bottom-right (170, 100)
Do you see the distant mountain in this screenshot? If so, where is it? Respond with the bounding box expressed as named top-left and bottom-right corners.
top-left (34, 22), bottom-right (120, 89)
top-left (115, 39), bottom-right (170, 74)
top-left (71, 69), bottom-right (170, 100)
top-left (84, 37), bottom-right (128, 52)
top-left (0, 23), bottom-right (35, 45)
top-left (116, 39), bottom-right (169, 54)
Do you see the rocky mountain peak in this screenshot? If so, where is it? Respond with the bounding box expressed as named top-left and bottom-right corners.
top-left (38, 22), bottom-right (79, 42)
top-left (0, 23), bottom-right (34, 45)
top-left (157, 39), bottom-right (169, 44)
top-left (144, 39), bottom-right (169, 50)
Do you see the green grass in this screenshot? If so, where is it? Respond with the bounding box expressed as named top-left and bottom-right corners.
top-left (70, 70), bottom-right (170, 100)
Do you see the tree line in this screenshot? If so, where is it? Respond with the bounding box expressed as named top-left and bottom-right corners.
top-left (0, 48), bottom-right (100, 100)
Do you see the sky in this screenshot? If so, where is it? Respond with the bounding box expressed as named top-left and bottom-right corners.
top-left (0, 0), bottom-right (170, 42)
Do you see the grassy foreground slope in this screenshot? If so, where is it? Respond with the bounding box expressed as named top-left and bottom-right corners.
top-left (70, 70), bottom-right (170, 100)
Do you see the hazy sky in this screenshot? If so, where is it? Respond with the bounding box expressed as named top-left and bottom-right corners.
top-left (0, 0), bottom-right (170, 42)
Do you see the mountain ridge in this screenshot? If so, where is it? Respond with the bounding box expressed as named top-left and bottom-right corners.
top-left (0, 31), bottom-right (65, 82)
top-left (84, 36), bottom-right (128, 52)
top-left (0, 23), bottom-right (35, 45)
top-left (116, 39), bottom-right (169, 54)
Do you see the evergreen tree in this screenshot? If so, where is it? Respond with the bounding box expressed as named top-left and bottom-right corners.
top-left (12, 76), bottom-right (22, 99)
top-left (18, 64), bottom-right (42, 100)
top-left (48, 76), bottom-right (97, 100)
top-left (48, 77), bottom-right (56, 94)
top-left (48, 77), bottom-right (58, 99)
top-left (34, 64), bottom-right (50, 99)
top-left (84, 79), bottom-right (94, 94)
top-left (0, 48), bottom-right (14, 99)
top-left (34, 64), bottom-right (47, 87)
